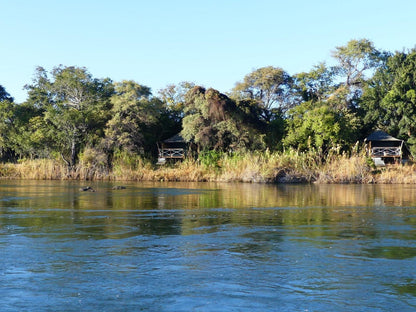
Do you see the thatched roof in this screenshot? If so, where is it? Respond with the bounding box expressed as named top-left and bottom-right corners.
top-left (366, 130), bottom-right (402, 142)
top-left (163, 133), bottom-right (186, 143)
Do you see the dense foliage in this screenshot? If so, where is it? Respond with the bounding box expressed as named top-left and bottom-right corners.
top-left (1, 39), bottom-right (416, 169)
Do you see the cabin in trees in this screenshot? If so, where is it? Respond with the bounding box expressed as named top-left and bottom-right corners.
top-left (157, 134), bottom-right (186, 164)
top-left (365, 130), bottom-right (410, 166)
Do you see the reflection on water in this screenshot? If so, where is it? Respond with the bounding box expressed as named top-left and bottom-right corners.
top-left (393, 280), bottom-right (416, 296)
top-left (361, 246), bottom-right (416, 260)
top-left (1, 180), bottom-right (416, 311)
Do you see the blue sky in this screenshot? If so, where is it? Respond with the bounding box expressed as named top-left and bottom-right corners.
top-left (2, 0), bottom-right (416, 103)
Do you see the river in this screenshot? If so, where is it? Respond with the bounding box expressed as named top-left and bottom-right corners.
top-left (1, 180), bottom-right (415, 311)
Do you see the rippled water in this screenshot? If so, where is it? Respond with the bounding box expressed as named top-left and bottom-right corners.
top-left (1, 180), bottom-right (416, 311)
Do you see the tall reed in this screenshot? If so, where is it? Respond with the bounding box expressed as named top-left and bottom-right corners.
top-left (2, 148), bottom-right (415, 184)
top-left (10, 159), bottom-right (68, 180)
top-left (376, 163), bottom-right (416, 183)
top-left (315, 145), bottom-right (373, 183)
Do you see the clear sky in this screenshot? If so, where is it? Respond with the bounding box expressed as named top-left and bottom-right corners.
top-left (2, 0), bottom-right (416, 103)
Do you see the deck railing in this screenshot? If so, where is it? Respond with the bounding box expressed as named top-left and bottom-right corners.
top-left (158, 148), bottom-right (185, 159)
top-left (371, 147), bottom-right (401, 157)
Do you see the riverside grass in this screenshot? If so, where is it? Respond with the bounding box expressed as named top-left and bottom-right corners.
top-left (1, 148), bottom-right (415, 184)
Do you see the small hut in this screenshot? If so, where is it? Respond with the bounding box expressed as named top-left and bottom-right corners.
top-left (157, 134), bottom-right (186, 164)
top-left (365, 130), bottom-right (409, 166)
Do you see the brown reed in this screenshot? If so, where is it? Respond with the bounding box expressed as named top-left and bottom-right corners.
top-left (2, 149), bottom-right (415, 184)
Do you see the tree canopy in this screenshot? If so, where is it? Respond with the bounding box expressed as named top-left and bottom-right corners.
top-left (105, 80), bottom-right (165, 155)
top-left (182, 87), bottom-right (265, 152)
top-left (361, 49), bottom-right (416, 154)
top-left (2, 39), bottom-right (416, 166)
top-left (232, 66), bottom-right (292, 116)
top-left (22, 66), bottom-right (115, 167)
top-left (0, 85), bottom-right (14, 102)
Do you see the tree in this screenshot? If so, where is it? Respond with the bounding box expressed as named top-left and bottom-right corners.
top-left (0, 85), bottom-right (14, 102)
top-left (360, 52), bottom-right (401, 131)
top-left (157, 82), bottom-right (195, 141)
top-left (284, 101), bottom-right (359, 151)
top-left (331, 39), bottom-right (387, 109)
top-left (24, 66), bottom-right (114, 167)
top-left (332, 39), bottom-right (384, 87)
top-left (7, 103), bottom-right (46, 159)
top-left (0, 89), bottom-right (44, 160)
top-left (157, 81), bottom-right (195, 123)
top-left (361, 50), bottom-right (416, 154)
top-left (0, 97), bottom-right (15, 160)
top-left (0, 85), bottom-right (14, 159)
top-left (293, 63), bottom-right (335, 103)
top-left (182, 87), bottom-right (265, 152)
top-left (232, 66), bottom-right (292, 118)
top-left (105, 80), bottom-right (164, 155)
top-left (231, 67), bottom-right (293, 149)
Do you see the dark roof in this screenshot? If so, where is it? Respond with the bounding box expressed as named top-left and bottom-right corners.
top-left (163, 133), bottom-right (186, 143)
top-left (366, 130), bottom-right (402, 142)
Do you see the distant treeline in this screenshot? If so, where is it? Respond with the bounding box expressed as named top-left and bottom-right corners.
top-left (1, 38), bottom-right (416, 170)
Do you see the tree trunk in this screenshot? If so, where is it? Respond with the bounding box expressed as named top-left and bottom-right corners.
top-left (70, 139), bottom-right (77, 168)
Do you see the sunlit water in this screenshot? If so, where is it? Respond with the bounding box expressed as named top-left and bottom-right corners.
top-left (1, 180), bottom-right (416, 311)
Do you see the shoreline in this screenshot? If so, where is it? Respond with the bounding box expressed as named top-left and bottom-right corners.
top-left (1, 155), bottom-right (416, 184)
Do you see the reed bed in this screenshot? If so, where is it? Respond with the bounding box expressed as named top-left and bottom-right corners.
top-left (315, 155), bottom-right (373, 184)
top-left (375, 164), bottom-right (416, 184)
top-left (5, 159), bottom-right (68, 180)
top-left (2, 149), bottom-right (416, 184)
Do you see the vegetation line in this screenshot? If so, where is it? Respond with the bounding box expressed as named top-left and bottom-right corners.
top-left (1, 149), bottom-right (416, 184)
top-left (1, 38), bottom-right (416, 181)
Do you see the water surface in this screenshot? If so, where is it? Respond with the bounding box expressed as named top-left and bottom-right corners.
top-left (1, 181), bottom-right (416, 311)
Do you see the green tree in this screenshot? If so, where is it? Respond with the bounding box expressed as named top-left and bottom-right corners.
top-left (0, 82), bottom-right (49, 160)
top-left (0, 97), bottom-right (15, 160)
top-left (0, 85), bottom-right (13, 102)
top-left (0, 90), bottom-right (44, 160)
top-left (332, 39), bottom-right (383, 87)
top-left (231, 67), bottom-right (292, 149)
top-left (360, 51), bottom-right (401, 132)
top-left (8, 103), bottom-right (46, 159)
top-left (156, 81), bottom-right (195, 141)
top-left (182, 87), bottom-right (265, 152)
top-left (105, 80), bottom-right (164, 155)
top-left (284, 101), bottom-right (359, 151)
top-left (331, 39), bottom-right (387, 109)
top-left (361, 50), bottom-right (416, 154)
top-left (24, 66), bottom-right (114, 167)
top-left (232, 66), bottom-right (292, 118)
top-left (283, 40), bottom-right (384, 151)
top-left (157, 81), bottom-right (195, 123)
top-left (293, 63), bottom-right (335, 103)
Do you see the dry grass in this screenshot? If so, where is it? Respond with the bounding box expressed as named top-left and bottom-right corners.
top-left (11, 159), bottom-right (68, 180)
top-left (375, 163), bottom-right (416, 183)
top-left (216, 150), bottom-right (315, 183)
top-left (315, 155), bottom-right (373, 184)
top-left (2, 149), bottom-right (416, 184)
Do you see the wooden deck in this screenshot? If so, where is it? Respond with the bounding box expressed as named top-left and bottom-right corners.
top-left (370, 147), bottom-right (402, 158)
top-left (370, 146), bottom-right (403, 167)
top-left (157, 148), bottom-right (185, 165)
top-left (159, 148), bottom-right (185, 159)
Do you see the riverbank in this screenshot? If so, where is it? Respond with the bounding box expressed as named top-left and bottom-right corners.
top-left (1, 150), bottom-right (415, 183)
